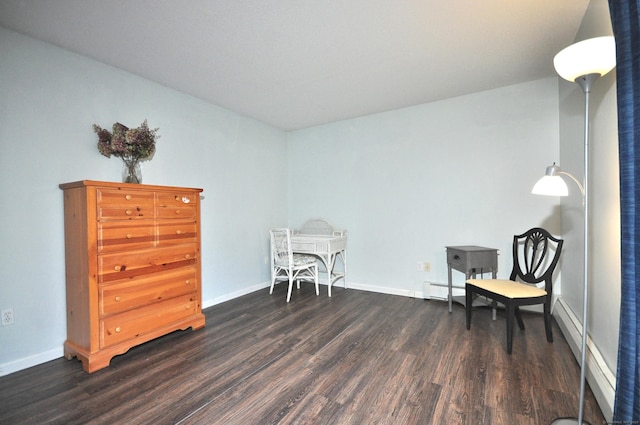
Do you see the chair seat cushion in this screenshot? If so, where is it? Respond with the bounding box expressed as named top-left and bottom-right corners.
top-left (466, 279), bottom-right (547, 299)
top-left (276, 254), bottom-right (317, 267)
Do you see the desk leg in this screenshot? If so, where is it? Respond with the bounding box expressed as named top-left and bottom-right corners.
top-left (318, 255), bottom-right (332, 297)
top-left (492, 267), bottom-right (497, 320)
top-left (447, 264), bottom-right (453, 313)
top-left (342, 249), bottom-right (347, 290)
top-left (327, 255), bottom-right (333, 297)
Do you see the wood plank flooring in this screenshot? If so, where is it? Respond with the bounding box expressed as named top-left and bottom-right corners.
top-left (0, 285), bottom-right (606, 424)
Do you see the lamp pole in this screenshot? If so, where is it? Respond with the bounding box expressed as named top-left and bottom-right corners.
top-left (549, 73), bottom-right (595, 425)
top-left (576, 72), bottom-right (596, 425)
top-left (543, 35), bottom-right (615, 424)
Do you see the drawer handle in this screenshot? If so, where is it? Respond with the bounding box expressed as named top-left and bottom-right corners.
top-left (175, 210), bottom-right (181, 215)
top-left (115, 326), bottom-right (122, 333)
top-left (114, 265), bottom-right (126, 272)
top-left (125, 194), bottom-right (132, 200)
top-left (115, 296), bottom-right (122, 302)
top-left (185, 304), bottom-right (192, 310)
top-left (185, 280), bottom-right (191, 285)
top-left (125, 209), bottom-right (133, 216)
top-left (126, 233), bottom-right (133, 239)
top-left (454, 255), bottom-right (460, 260)
top-left (176, 230), bottom-right (182, 235)
top-left (184, 254), bottom-right (191, 260)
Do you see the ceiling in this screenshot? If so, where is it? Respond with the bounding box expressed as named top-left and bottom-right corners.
top-left (0, 0), bottom-right (589, 131)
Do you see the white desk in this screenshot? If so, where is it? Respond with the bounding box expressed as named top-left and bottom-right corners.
top-left (290, 234), bottom-right (347, 297)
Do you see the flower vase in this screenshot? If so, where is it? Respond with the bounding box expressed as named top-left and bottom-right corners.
top-left (123, 161), bottom-right (142, 184)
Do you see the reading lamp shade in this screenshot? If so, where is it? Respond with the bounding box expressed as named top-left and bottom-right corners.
top-left (532, 176), bottom-right (569, 196)
top-left (532, 164), bottom-right (570, 196)
top-left (553, 36), bottom-right (616, 82)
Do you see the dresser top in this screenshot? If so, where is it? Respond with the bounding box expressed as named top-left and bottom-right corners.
top-left (59, 180), bottom-right (203, 192)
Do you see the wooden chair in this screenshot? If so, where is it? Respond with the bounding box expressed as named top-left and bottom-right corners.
top-left (465, 228), bottom-right (563, 354)
top-left (270, 228), bottom-right (319, 302)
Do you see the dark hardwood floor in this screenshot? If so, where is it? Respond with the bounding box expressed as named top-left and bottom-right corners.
top-left (0, 285), bottom-right (606, 425)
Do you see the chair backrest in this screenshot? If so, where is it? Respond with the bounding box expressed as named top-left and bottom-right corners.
top-left (296, 219), bottom-right (334, 235)
top-left (509, 228), bottom-right (563, 293)
top-left (270, 228), bottom-right (293, 267)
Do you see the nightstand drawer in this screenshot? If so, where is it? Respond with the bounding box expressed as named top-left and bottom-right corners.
top-left (446, 246), bottom-right (498, 273)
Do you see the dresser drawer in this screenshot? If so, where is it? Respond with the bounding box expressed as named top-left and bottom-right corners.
top-left (100, 266), bottom-right (198, 316)
top-left (98, 244), bottom-right (198, 283)
top-left (156, 192), bottom-right (197, 219)
top-left (100, 293), bottom-right (199, 348)
top-left (97, 188), bottom-right (155, 220)
top-left (157, 220), bottom-right (198, 245)
top-left (98, 221), bottom-right (155, 252)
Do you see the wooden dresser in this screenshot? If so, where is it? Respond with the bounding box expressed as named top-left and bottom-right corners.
top-left (59, 180), bottom-right (205, 372)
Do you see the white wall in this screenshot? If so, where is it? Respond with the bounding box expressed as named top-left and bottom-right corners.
top-left (0, 27), bottom-right (288, 375)
top-left (288, 78), bottom-right (562, 296)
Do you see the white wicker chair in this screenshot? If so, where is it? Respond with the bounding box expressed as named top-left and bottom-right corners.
top-left (270, 228), bottom-right (319, 302)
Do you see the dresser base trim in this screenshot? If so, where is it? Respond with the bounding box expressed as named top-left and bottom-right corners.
top-left (64, 313), bottom-right (205, 373)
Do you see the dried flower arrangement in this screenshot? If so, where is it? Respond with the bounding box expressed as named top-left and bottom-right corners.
top-left (93, 120), bottom-right (159, 183)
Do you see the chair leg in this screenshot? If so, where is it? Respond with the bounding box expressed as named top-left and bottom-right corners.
top-left (270, 274), bottom-right (276, 294)
top-left (314, 265), bottom-right (319, 295)
top-left (515, 306), bottom-right (525, 330)
top-left (286, 275), bottom-right (294, 302)
top-left (465, 287), bottom-right (472, 330)
top-left (544, 302), bottom-right (553, 343)
top-left (506, 302), bottom-right (515, 354)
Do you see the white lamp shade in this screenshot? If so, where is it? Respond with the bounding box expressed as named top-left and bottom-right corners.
top-left (532, 175), bottom-right (569, 196)
top-left (553, 36), bottom-right (616, 82)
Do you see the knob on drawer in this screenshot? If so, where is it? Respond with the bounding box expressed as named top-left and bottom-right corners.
top-left (184, 254), bottom-right (191, 259)
top-left (185, 280), bottom-right (191, 285)
top-left (115, 326), bottom-right (122, 333)
top-left (126, 233), bottom-right (133, 239)
top-left (125, 194), bottom-right (132, 200)
top-left (115, 296), bottom-right (122, 302)
top-left (176, 230), bottom-right (182, 235)
top-left (125, 209), bottom-right (133, 216)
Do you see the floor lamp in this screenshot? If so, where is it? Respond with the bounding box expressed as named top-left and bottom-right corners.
top-left (532, 36), bottom-right (616, 425)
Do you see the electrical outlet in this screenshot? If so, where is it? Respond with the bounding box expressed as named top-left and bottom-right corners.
top-left (424, 262), bottom-right (431, 272)
top-left (1, 308), bottom-right (14, 326)
top-left (416, 261), bottom-right (424, 272)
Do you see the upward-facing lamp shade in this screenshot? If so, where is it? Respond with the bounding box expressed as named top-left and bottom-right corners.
top-left (553, 36), bottom-right (616, 82)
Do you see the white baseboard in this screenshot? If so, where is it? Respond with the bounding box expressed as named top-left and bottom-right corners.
top-left (0, 347), bottom-right (63, 377)
top-left (346, 280), bottom-right (449, 300)
top-left (553, 297), bottom-right (616, 422)
top-left (202, 281), bottom-right (271, 309)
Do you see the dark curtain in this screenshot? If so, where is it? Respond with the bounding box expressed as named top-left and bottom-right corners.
top-left (609, 0), bottom-right (640, 421)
